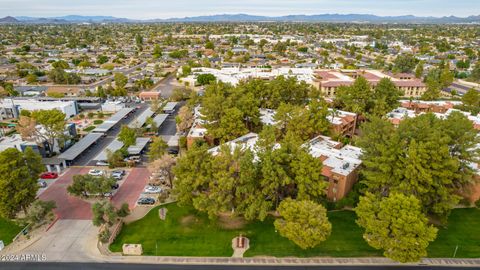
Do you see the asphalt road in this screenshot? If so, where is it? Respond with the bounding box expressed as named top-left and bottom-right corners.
top-left (0, 262), bottom-right (471, 270)
top-left (151, 72), bottom-right (180, 98)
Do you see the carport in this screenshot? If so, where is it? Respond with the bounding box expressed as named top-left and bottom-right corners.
top-left (92, 107), bottom-right (134, 133)
top-left (58, 133), bottom-right (104, 164)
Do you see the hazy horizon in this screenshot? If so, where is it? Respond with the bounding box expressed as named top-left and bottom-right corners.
top-left (0, 0), bottom-right (479, 20)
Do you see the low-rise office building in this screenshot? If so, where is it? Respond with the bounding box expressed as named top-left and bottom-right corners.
top-left (0, 98), bottom-right (78, 119)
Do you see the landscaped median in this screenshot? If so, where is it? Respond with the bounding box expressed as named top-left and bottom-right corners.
top-left (110, 203), bottom-right (480, 258)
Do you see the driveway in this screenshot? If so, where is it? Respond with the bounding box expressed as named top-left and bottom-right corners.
top-left (111, 167), bottom-right (150, 209)
top-left (17, 220), bottom-right (99, 262)
top-left (39, 167), bottom-right (93, 220)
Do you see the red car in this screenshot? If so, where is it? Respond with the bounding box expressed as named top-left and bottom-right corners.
top-left (40, 172), bottom-right (58, 179)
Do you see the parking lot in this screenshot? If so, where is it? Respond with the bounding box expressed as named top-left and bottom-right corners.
top-left (38, 166), bottom-right (151, 220)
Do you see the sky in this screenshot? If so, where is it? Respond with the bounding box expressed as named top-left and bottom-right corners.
top-left (0, 0), bottom-right (479, 19)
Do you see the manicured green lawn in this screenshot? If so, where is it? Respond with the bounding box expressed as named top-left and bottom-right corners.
top-left (427, 208), bottom-right (480, 258)
top-left (0, 217), bottom-right (22, 245)
top-left (111, 203), bottom-right (480, 258)
top-left (110, 203), bottom-right (380, 257)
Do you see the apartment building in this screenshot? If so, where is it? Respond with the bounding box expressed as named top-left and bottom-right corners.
top-left (312, 69), bottom-right (427, 98)
top-left (387, 106), bottom-right (480, 130)
top-left (306, 135), bottom-right (362, 201)
top-left (260, 107), bottom-right (358, 137)
top-left (208, 132), bottom-right (362, 201)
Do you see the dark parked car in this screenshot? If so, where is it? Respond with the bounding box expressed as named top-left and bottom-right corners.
top-left (167, 148), bottom-right (179, 155)
top-left (111, 183), bottom-right (120, 190)
top-left (137, 197), bottom-right (155, 205)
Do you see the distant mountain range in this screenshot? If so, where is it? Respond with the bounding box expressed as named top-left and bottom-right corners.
top-left (1, 13), bottom-right (480, 24)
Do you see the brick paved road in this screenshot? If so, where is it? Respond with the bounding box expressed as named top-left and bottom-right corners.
top-left (39, 167), bottom-right (92, 220)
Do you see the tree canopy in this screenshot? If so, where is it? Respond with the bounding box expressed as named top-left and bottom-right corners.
top-left (355, 192), bottom-right (437, 262)
top-left (274, 198), bottom-right (332, 249)
top-left (0, 147), bottom-right (43, 218)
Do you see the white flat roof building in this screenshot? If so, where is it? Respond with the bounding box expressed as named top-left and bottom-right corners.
top-left (0, 98), bottom-right (78, 119)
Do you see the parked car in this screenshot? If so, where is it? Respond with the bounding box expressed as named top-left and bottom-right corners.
top-left (111, 183), bottom-right (120, 190)
top-left (111, 173), bottom-right (123, 181)
top-left (38, 180), bottom-right (47, 188)
top-left (124, 156), bottom-right (141, 163)
top-left (137, 197), bottom-right (155, 205)
top-left (40, 172), bottom-right (58, 179)
top-left (167, 148), bottom-right (179, 155)
top-left (96, 161), bottom-right (109, 166)
top-left (88, 169), bottom-right (104, 176)
top-left (144, 185), bottom-right (162, 194)
top-left (112, 170), bottom-right (126, 176)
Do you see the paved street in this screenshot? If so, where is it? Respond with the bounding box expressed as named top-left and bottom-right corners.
top-left (0, 263), bottom-right (476, 270)
top-left (151, 72), bottom-right (181, 98)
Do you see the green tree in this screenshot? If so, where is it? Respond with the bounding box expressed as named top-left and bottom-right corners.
top-left (173, 144), bottom-right (214, 206)
top-left (372, 77), bottom-right (401, 116)
top-left (106, 149), bottom-right (125, 168)
top-left (31, 109), bottom-right (66, 152)
top-left (357, 114), bottom-right (479, 221)
top-left (415, 61), bottom-right (424, 78)
top-left (148, 137), bottom-right (168, 161)
top-left (52, 60), bottom-right (69, 69)
top-left (153, 44), bottom-right (162, 59)
top-left (0, 147), bottom-right (43, 218)
top-left (118, 125), bottom-right (137, 148)
top-left (461, 89), bottom-right (480, 114)
top-left (26, 74), bottom-right (38, 84)
top-left (67, 174), bottom-right (116, 198)
top-left (393, 54), bottom-right (417, 73)
top-left (336, 76), bottom-right (373, 115)
top-left (197, 74), bottom-right (216, 86)
top-left (355, 192), bottom-right (437, 263)
top-left (274, 198), bottom-right (331, 249)
top-left (114, 73), bottom-right (128, 89)
top-left (205, 41), bottom-right (215, 50)
top-left (92, 201), bottom-right (118, 226)
top-left (97, 55), bottom-right (109, 65)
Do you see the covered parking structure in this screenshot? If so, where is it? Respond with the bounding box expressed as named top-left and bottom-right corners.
top-left (92, 107), bottom-right (135, 133)
top-left (162, 102), bottom-right (178, 114)
top-left (58, 133), bottom-right (104, 164)
top-left (152, 114), bottom-right (169, 128)
top-left (128, 108), bottom-right (154, 129)
top-left (94, 137), bottom-right (151, 161)
top-left (127, 137), bottom-right (151, 156)
top-left (93, 139), bottom-right (124, 162)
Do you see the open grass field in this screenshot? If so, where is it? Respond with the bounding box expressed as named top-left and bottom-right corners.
top-left (427, 208), bottom-right (480, 258)
top-left (110, 203), bottom-right (380, 257)
top-left (110, 203), bottom-right (480, 258)
top-left (0, 217), bottom-right (22, 245)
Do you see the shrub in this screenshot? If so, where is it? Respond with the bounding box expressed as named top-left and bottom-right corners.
top-left (99, 228), bottom-right (111, 243)
top-left (93, 120), bottom-right (104, 125)
top-left (117, 203), bottom-right (130, 217)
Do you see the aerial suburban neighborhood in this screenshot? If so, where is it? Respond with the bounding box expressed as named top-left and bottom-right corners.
top-left (0, 1), bottom-right (480, 269)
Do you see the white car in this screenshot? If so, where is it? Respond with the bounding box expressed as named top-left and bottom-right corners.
top-left (144, 185), bottom-right (162, 194)
top-left (96, 161), bottom-right (109, 166)
top-left (88, 169), bottom-right (104, 176)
